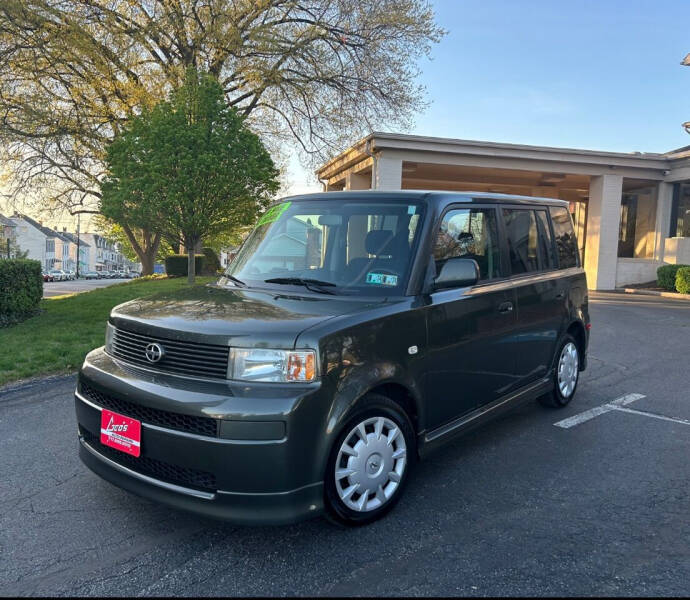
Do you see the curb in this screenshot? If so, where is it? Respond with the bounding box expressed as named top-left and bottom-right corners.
top-left (0, 372), bottom-right (77, 397)
top-left (615, 287), bottom-right (690, 301)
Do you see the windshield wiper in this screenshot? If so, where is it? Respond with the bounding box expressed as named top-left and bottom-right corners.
top-left (263, 277), bottom-right (337, 294)
top-left (225, 274), bottom-right (247, 287)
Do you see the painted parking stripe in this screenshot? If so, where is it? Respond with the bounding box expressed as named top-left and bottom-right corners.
top-left (555, 393), bottom-right (690, 429)
top-left (554, 393), bottom-right (645, 429)
top-left (611, 406), bottom-right (690, 426)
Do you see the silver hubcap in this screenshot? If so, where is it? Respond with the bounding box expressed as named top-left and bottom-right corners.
top-left (335, 416), bottom-right (407, 512)
top-left (558, 342), bottom-right (579, 398)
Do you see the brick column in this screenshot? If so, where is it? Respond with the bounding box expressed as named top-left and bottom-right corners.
top-left (584, 174), bottom-right (623, 290)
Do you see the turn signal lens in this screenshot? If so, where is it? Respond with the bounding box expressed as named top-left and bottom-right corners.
top-left (287, 351), bottom-right (316, 382)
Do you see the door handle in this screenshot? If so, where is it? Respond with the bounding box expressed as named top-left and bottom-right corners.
top-left (555, 291), bottom-right (565, 300)
top-left (497, 301), bottom-right (513, 314)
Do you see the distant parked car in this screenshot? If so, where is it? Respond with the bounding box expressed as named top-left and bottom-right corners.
top-left (49, 269), bottom-right (65, 281)
top-left (66, 270), bottom-right (76, 280)
top-left (42, 270), bottom-right (54, 282)
top-left (83, 271), bottom-right (99, 280)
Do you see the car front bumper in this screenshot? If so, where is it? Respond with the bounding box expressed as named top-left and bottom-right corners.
top-left (75, 348), bottom-right (328, 525)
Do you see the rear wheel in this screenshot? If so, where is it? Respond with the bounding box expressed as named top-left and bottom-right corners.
top-left (539, 334), bottom-right (580, 408)
top-left (324, 394), bottom-right (415, 526)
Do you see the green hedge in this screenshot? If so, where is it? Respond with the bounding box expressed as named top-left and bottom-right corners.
top-left (201, 247), bottom-right (221, 274)
top-left (657, 264), bottom-right (690, 291)
top-left (164, 254), bottom-right (205, 277)
top-left (0, 259), bottom-right (43, 326)
top-left (676, 266), bottom-right (690, 294)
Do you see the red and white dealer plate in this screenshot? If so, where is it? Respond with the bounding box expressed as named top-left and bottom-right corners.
top-left (100, 409), bottom-right (141, 457)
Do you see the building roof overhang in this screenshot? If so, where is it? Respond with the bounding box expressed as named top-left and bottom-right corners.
top-left (316, 132), bottom-right (677, 183)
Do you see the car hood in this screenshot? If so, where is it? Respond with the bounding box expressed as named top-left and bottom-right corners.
top-left (110, 283), bottom-right (382, 349)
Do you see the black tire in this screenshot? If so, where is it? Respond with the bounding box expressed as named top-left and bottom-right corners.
top-left (324, 394), bottom-right (415, 526)
top-left (539, 333), bottom-right (580, 408)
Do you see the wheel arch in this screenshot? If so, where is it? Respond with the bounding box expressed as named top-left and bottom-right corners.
top-left (565, 319), bottom-right (587, 371)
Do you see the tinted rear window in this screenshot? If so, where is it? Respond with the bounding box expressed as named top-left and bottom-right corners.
top-left (548, 207), bottom-right (579, 269)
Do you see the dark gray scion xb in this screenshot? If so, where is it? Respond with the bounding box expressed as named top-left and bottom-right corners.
top-left (75, 191), bottom-right (589, 526)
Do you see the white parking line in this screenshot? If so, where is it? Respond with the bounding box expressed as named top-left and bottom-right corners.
top-left (555, 393), bottom-right (690, 429)
top-left (554, 393), bottom-right (645, 429)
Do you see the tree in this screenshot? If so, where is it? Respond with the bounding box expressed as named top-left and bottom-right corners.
top-left (92, 216), bottom-right (176, 274)
top-left (0, 1), bottom-right (443, 216)
top-left (101, 69), bottom-right (280, 283)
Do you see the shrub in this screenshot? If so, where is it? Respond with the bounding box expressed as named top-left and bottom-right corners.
top-left (201, 247), bottom-right (221, 274)
top-left (0, 259), bottom-right (43, 326)
top-left (657, 264), bottom-right (690, 291)
top-left (676, 267), bottom-right (690, 294)
top-left (164, 254), bottom-right (204, 277)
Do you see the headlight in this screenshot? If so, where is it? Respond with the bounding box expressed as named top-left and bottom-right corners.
top-left (105, 322), bottom-right (115, 353)
top-left (228, 348), bottom-right (316, 383)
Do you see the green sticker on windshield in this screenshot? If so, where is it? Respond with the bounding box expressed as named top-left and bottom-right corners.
top-left (257, 201), bottom-right (291, 226)
top-left (366, 272), bottom-right (398, 286)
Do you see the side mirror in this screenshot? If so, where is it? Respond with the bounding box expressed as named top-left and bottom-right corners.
top-left (433, 257), bottom-right (479, 291)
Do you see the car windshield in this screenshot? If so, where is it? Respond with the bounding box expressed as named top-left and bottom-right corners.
top-left (222, 199), bottom-right (425, 296)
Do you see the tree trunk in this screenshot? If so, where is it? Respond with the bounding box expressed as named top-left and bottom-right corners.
top-left (121, 224), bottom-right (161, 276)
top-left (187, 243), bottom-right (196, 284)
top-left (141, 253), bottom-right (155, 276)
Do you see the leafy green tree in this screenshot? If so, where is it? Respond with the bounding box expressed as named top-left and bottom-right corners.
top-left (101, 69), bottom-right (279, 282)
top-left (0, 1), bottom-right (442, 217)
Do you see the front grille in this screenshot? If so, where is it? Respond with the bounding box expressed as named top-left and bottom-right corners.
top-left (80, 383), bottom-right (218, 438)
top-left (111, 327), bottom-right (229, 380)
top-left (81, 428), bottom-right (217, 492)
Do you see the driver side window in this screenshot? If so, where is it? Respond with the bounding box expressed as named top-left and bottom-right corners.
top-left (434, 208), bottom-right (501, 281)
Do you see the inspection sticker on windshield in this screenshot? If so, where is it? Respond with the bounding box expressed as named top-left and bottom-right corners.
top-left (366, 272), bottom-right (398, 286)
top-left (257, 201), bottom-right (291, 226)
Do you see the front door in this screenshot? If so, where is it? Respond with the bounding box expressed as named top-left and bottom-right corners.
top-left (423, 206), bottom-right (518, 430)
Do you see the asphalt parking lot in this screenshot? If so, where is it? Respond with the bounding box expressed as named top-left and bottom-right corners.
top-left (1, 292), bottom-right (688, 597)
top-left (43, 277), bottom-right (132, 298)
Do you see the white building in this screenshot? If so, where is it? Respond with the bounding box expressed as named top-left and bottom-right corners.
top-left (60, 231), bottom-right (91, 274)
top-left (0, 214), bottom-right (17, 258)
top-left (317, 132), bottom-right (690, 290)
top-left (81, 233), bottom-right (128, 273)
top-left (10, 214), bottom-right (61, 270)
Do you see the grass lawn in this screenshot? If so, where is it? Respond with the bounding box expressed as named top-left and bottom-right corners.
top-left (0, 276), bottom-right (215, 387)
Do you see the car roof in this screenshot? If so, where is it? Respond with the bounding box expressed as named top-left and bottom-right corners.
top-left (280, 190), bottom-right (569, 209)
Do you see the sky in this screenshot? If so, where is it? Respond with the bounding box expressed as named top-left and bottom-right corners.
top-left (5, 0), bottom-right (690, 229)
top-left (287, 0), bottom-right (690, 194)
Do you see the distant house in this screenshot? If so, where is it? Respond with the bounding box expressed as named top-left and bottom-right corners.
top-left (10, 214), bottom-right (64, 270)
top-left (81, 233), bottom-right (120, 273)
top-left (0, 214), bottom-right (17, 258)
top-left (53, 229), bottom-right (75, 271)
top-left (60, 231), bottom-right (91, 274)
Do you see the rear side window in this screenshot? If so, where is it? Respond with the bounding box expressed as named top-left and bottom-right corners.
top-left (535, 210), bottom-right (556, 269)
top-left (502, 209), bottom-right (539, 274)
top-left (434, 208), bottom-right (501, 280)
top-left (549, 207), bottom-right (579, 268)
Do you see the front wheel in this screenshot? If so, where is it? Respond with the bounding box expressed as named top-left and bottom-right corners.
top-left (324, 395), bottom-right (415, 526)
top-left (539, 334), bottom-right (580, 408)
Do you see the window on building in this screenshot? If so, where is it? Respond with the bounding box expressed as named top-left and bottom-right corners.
top-left (549, 206), bottom-right (579, 269)
top-left (673, 183), bottom-right (690, 238)
top-left (502, 209), bottom-right (539, 274)
top-left (46, 239), bottom-right (55, 253)
top-left (617, 186), bottom-right (657, 259)
top-left (434, 208), bottom-right (501, 280)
